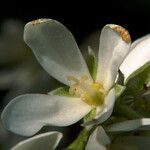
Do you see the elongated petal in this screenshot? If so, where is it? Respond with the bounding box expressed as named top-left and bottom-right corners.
top-left (1, 94), bottom-right (91, 136)
top-left (120, 34), bottom-right (150, 80)
top-left (96, 24), bottom-right (130, 90)
top-left (83, 89), bottom-right (115, 126)
top-left (24, 19), bottom-right (92, 86)
top-left (85, 126), bottom-right (110, 150)
top-left (107, 118), bottom-right (150, 132)
top-left (11, 131), bottom-right (62, 150)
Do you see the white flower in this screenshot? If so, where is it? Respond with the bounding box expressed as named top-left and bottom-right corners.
top-left (85, 32), bottom-right (150, 150)
top-left (11, 131), bottom-right (62, 150)
top-left (120, 34), bottom-right (150, 81)
top-left (1, 19), bottom-right (131, 136)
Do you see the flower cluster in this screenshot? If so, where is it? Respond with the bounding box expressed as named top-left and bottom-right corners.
top-left (1, 19), bottom-right (150, 150)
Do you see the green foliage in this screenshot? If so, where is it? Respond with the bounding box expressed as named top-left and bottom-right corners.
top-left (66, 127), bottom-right (96, 150)
top-left (86, 46), bottom-right (97, 80)
top-left (117, 62), bottom-right (150, 118)
top-left (114, 84), bottom-right (126, 98)
top-left (125, 61), bottom-right (150, 93)
top-left (84, 108), bottom-right (96, 122)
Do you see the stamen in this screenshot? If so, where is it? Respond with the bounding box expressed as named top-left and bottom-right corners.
top-left (80, 75), bottom-right (88, 83)
top-left (67, 76), bottom-right (79, 83)
top-left (67, 75), bottom-right (105, 106)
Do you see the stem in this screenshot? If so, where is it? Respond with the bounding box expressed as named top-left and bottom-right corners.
top-left (65, 126), bottom-right (96, 150)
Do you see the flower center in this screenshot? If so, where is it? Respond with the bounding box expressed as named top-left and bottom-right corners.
top-left (67, 75), bottom-right (105, 106)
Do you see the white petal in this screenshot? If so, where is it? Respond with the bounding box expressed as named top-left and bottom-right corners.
top-left (120, 34), bottom-right (150, 81)
top-left (24, 19), bottom-right (92, 86)
top-left (85, 126), bottom-right (110, 150)
top-left (107, 118), bottom-right (150, 132)
top-left (95, 88), bottom-right (115, 123)
top-left (96, 24), bottom-right (130, 90)
top-left (1, 94), bottom-right (91, 136)
top-left (11, 131), bottom-right (62, 150)
top-left (131, 34), bottom-right (150, 50)
top-left (83, 89), bottom-right (115, 126)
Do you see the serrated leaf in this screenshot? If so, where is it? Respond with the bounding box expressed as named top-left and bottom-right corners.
top-left (48, 86), bottom-right (74, 97)
top-left (115, 62), bottom-right (150, 119)
top-left (86, 46), bottom-right (97, 80)
top-left (125, 61), bottom-right (150, 92)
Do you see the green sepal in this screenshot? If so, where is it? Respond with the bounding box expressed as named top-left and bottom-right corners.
top-left (86, 46), bottom-right (97, 80)
top-left (114, 104), bottom-right (142, 119)
top-left (84, 108), bottom-right (96, 122)
top-left (125, 61), bottom-right (150, 93)
top-left (49, 86), bottom-right (74, 97)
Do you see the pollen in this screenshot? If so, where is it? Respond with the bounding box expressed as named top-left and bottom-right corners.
top-left (31, 19), bottom-right (48, 25)
top-left (109, 25), bottom-right (131, 43)
top-left (67, 75), bottom-right (105, 106)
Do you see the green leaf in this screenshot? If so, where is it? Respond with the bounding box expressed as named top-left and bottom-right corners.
top-left (86, 46), bottom-right (97, 80)
top-left (112, 62), bottom-right (150, 131)
top-left (114, 104), bottom-right (142, 119)
top-left (132, 95), bottom-right (150, 117)
top-left (49, 86), bottom-right (74, 97)
top-left (65, 127), bottom-right (96, 150)
top-left (125, 61), bottom-right (150, 93)
top-left (142, 90), bottom-right (150, 100)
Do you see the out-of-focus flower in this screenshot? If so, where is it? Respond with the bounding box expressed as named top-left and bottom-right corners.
top-left (0, 119), bottom-right (7, 142)
top-left (11, 131), bottom-right (62, 150)
top-left (0, 19), bottom-right (61, 150)
top-left (1, 19), bottom-right (131, 136)
top-left (0, 58), bottom-right (59, 106)
top-left (0, 19), bottom-right (30, 65)
top-left (0, 20), bottom-right (60, 108)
